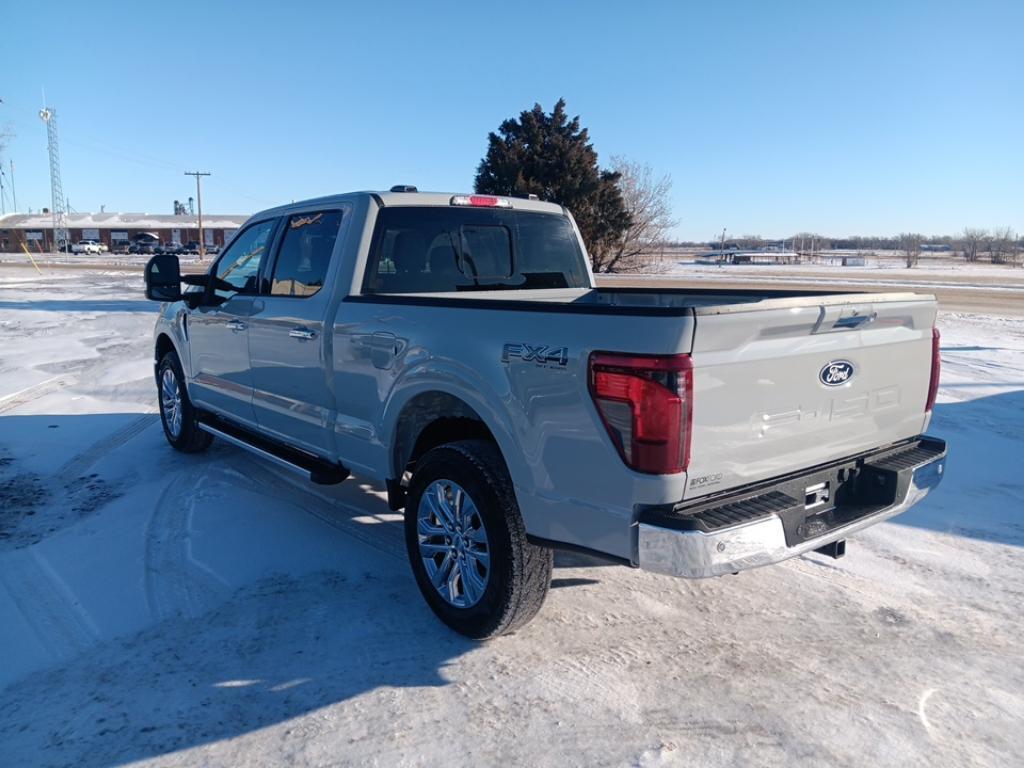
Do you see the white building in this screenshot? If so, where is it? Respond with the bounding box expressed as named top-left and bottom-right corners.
top-left (0, 212), bottom-right (249, 252)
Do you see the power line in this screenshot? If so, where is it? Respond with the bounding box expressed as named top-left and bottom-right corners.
top-left (4, 95), bottom-right (272, 211)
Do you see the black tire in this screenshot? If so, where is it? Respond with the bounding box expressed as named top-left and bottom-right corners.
top-left (157, 350), bottom-right (213, 453)
top-left (404, 439), bottom-right (552, 639)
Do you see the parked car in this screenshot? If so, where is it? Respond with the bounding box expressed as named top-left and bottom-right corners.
top-left (71, 239), bottom-right (102, 255)
top-left (130, 240), bottom-right (158, 255)
top-left (156, 242), bottom-right (184, 256)
top-left (143, 188), bottom-right (947, 638)
top-left (182, 241), bottom-right (202, 255)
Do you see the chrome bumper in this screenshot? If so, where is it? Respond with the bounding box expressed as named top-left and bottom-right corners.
top-left (638, 438), bottom-right (947, 579)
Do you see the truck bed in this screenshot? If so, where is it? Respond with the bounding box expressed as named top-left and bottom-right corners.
top-left (584, 286), bottom-right (932, 315)
top-left (351, 285), bottom-right (933, 317)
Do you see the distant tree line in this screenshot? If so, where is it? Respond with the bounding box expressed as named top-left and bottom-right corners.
top-left (665, 228), bottom-right (1022, 268)
top-left (668, 231), bottom-right (1022, 252)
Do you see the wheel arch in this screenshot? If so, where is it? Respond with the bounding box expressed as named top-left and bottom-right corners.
top-left (386, 386), bottom-right (529, 510)
top-left (393, 391), bottom-right (497, 479)
top-left (154, 333), bottom-right (177, 382)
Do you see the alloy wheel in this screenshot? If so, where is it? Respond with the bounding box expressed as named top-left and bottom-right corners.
top-left (417, 479), bottom-right (491, 608)
top-left (160, 368), bottom-right (183, 438)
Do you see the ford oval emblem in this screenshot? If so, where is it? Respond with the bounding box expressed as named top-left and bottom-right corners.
top-left (820, 360), bottom-right (855, 386)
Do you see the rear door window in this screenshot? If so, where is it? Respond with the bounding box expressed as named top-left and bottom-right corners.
top-left (269, 211), bottom-right (343, 297)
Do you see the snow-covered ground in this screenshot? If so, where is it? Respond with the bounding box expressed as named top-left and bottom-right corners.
top-left (0, 267), bottom-right (1022, 767)
top-left (655, 250), bottom-right (1024, 280)
top-left (619, 255), bottom-right (1024, 292)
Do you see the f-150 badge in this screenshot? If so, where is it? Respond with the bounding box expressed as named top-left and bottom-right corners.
top-left (502, 343), bottom-right (569, 367)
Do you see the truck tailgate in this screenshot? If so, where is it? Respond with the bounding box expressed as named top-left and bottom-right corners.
top-left (684, 294), bottom-right (936, 500)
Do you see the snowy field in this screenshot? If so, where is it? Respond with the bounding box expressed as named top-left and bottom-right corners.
top-left (617, 253), bottom-right (1024, 293)
top-left (0, 266), bottom-right (1022, 767)
top-left (650, 251), bottom-right (1024, 282)
top-left (600, 255), bottom-right (1024, 318)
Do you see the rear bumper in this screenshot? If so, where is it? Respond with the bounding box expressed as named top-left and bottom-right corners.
top-left (637, 436), bottom-right (946, 578)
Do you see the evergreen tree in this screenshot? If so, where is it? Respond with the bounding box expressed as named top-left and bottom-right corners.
top-left (474, 99), bottom-right (631, 270)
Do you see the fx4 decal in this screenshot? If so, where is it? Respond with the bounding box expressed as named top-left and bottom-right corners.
top-left (502, 343), bottom-right (569, 368)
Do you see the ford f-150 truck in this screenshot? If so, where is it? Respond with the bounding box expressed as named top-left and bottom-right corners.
top-left (143, 187), bottom-right (946, 638)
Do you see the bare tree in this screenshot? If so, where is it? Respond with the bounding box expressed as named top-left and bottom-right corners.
top-left (593, 156), bottom-right (677, 273)
top-left (961, 228), bottom-right (988, 262)
top-left (791, 232), bottom-right (828, 256)
top-left (899, 232), bottom-right (923, 268)
top-left (990, 227), bottom-right (1018, 265)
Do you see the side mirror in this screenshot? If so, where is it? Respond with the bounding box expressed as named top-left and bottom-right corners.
top-left (144, 254), bottom-right (182, 302)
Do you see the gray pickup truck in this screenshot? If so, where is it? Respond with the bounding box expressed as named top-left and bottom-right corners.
top-left (143, 187), bottom-right (946, 637)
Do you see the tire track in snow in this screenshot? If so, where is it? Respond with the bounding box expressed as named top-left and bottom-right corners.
top-left (55, 413), bottom-right (158, 483)
top-left (0, 548), bottom-right (99, 661)
top-left (143, 468), bottom-right (230, 622)
top-left (0, 375), bottom-right (74, 415)
top-left (242, 462), bottom-right (405, 561)
top-left (143, 452), bottom-right (401, 624)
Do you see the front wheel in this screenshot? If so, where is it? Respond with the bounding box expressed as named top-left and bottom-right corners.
top-left (157, 351), bottom-right (213, 453)
top-left (404, 440), bottom-right (552, 639)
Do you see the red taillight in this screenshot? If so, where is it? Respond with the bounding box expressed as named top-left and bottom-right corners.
top-left (926, 327), bottom-right (940, 412)
top-left (449, 194), bottom-right (512, 208)
top-left (588, 352), bottom-right (693, 474)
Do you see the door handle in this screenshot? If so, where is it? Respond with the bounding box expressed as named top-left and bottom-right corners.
top-left (368, 331), bottom-right (397, 349)
top-left (369, 331), bottom-right (399, 370)
top-left (226, 319), bottom-right (247, 332)
top-left (289, 327), bottom-right (317, 340)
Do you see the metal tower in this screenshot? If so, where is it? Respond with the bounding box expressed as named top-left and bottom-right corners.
top-left (39, 107), bottom-right (69, 253)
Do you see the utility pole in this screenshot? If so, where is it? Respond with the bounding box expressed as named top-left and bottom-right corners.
top-left (720, 228), bottom-right (727, 264)
top-left (9, 161), bottom-right (16, 211)
top-left (184, 171), bottom-right (211, 259)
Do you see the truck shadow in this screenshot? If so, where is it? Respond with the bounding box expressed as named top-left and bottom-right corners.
top-left (0, 566), bottom-right (473, 767)
top-left (0, 388), bottom-right (1020, 763)
top-left (0, 411), bottom-right (607, 765)
top-left (890, 388), bottom-right (1024, 546)
top-left (0, 413), bottom-right (473, 765)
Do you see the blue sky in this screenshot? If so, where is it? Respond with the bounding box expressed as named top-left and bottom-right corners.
top-left (1, 0), bottom-right (1020, 240)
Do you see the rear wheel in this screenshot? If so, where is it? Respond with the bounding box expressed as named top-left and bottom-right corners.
top-left (157, 351), bottom-right (213, 453)
top-left (404, 439), bottom-right (552, 639)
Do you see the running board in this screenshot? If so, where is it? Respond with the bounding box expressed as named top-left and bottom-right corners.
top-left (197, 415), bottom-right (350, 485)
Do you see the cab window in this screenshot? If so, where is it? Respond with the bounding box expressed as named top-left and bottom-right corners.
top-left (269, 211), bottom-right (343, 297)
top-left (212, 220), bottom-right (276, 299)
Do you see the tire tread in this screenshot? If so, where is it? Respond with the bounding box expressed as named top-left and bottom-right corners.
top-left (159, 351), bottom-right (213, 454)
top-left (406, 439), bottom-right (552, 638)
